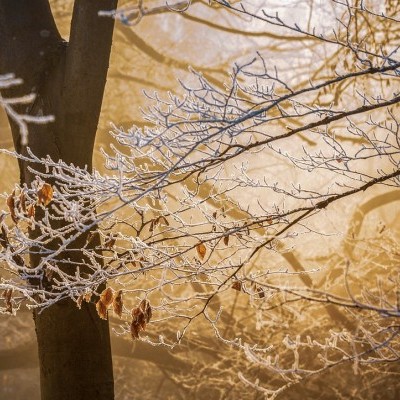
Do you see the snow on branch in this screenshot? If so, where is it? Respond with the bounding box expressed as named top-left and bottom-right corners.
top-left (0, 74), bottom-right (54, 145)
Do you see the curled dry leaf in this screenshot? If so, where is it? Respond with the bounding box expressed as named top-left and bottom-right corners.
top-left (0, 213), bottom-right (6, 225)
top-left (26, 204), bottom-right (35, 219)
top-left (139, 299), bottom-right (152, 323)
top-left (149, 217), bottom-right (158, 233)
top-left (257, 286), bottom-right (265, 298)
top-left (113, 290), bottom-right (123, 318)
top-left (96, 299), bottom-right (108, 320)
top-left (6, 190), bottom-right (18, 224)
top-left (130, 299), bottom-right (152, 340)
top-left (223, 235), bottom-right (229, 246)
top-left (3, 289), bottom-right (13, 313)
top-left (19, 191), bottom-right (27, 214)
top-left (130, 320), bottom-right (140, 339)
top-left (231, 280), bottom-right (242, 292)
top-left (100, 287), bottom-right (114, 307)
top-left (37, 183), bottom-right (53, 206)
top-left (0, 225), bottom-right (9, 248)
top-left (196, 243), bottom-right (207, 260)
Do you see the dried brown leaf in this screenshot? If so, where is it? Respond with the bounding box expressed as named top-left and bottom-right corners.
top-left (37, 183), bottom-right (53, 206)
top-left (19, 191), bottom-right (27, 214)
top-left (0, 225), bottom-right (8, 249)
top-left (3, 289), bottom-right (12, 313)
top-left (96, 299), bottom-right (108, 320)
top-left (130, 320), bottom-right (140, 340)
top-left (196, 243), bottom-right (207, 260)
top-left (6, 190), bottom-right (18, 224)
top-left (27, 204), bottom-right (35, 219)
top-left (231, 280), bottom-right (242, 292)
top-left (257, 286), bottom-right (265, 298)
top-left (139, 299), bottom-right (152, 324)
top-left (130, 299), bottom-right (152, 340)
top-left (149, 219), bottom-right (155, 233)
top-left (100, 287), bottom-right (114, 307)
top-left (223, 235), bottom-right (229, 246)
top-left (113, 290), bottom-right (123, 318)
top-left (84, 292), bottom-right (92, 303)
top-left (0, 213), bottom-right (6, 225)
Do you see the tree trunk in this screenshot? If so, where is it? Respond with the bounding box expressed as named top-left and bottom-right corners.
top-left (0, 1), bottom-right (118, 399)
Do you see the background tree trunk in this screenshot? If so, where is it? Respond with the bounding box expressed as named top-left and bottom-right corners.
top-left (0, 1), bottom-right (118, 399)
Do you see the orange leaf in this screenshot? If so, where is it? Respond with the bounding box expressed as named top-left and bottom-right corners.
top-left (100, 287), bottom-right (114, 307)
top-left (196, 243), bottom-right (207, 260)
top-left (113, 290), bottom-right (123, 318)
top-left (37, 183), bottom-right (53, 206)
top-left (27, 204), bottom-right (35, 219)
top-left (96, 299), bottom-right (108, 320)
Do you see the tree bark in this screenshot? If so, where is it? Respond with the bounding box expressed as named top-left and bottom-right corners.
top-left (0, 1), bottom-right (118, 399)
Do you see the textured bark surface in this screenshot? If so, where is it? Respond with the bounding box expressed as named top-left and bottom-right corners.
top-left (0, 1), bottom-right (118, 399)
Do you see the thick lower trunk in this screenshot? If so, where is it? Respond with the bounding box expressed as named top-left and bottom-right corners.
top-left (0, 1), bottom-right (118, 399)
top-left (34, 301), bottom-right (114, 400)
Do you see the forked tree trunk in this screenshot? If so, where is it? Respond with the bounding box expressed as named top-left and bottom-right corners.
top-left (0, 1), bottom-right (118, 399)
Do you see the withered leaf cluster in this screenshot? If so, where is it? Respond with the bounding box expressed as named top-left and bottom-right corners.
top-left (6, 189), bottom-right (36, 224)
top-left (130, 299), bottom-right (152, 340)
top-left (93, 288), bottom-right (123, 319)
top-left (5, 183), bottom-right (53, 226)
